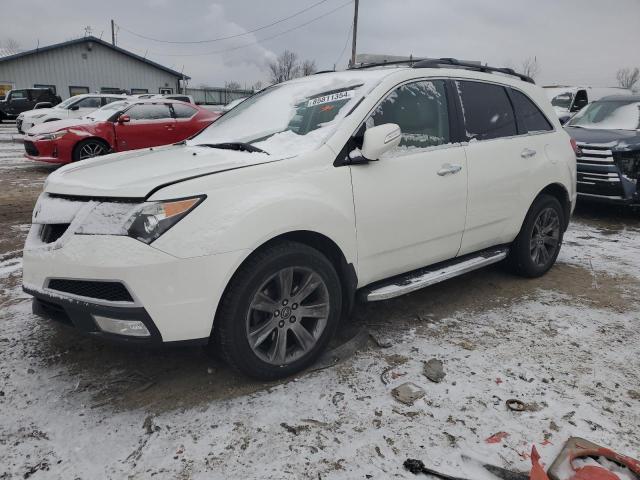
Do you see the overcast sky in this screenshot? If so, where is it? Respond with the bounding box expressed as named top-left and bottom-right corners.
top-left (2, 0), bottom-right (639, 88)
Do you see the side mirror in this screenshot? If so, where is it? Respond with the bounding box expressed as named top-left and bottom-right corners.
top-left (34, 102), bottom-right (52, 109)
top-left (117, 114), bottom-right (130, 124)
top-left (361, 123), bottom-right (402, 161)
top-left (69, 105), bottom-right (80, 111)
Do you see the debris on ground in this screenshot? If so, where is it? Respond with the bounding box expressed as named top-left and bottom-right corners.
top-left (545, 437), bottom-right (640, 480)
top-left (369, 331), bottom-right (393, 348)
top-left (423, 358), bottom-right (446, 383)
top-left (405, 457), bottom-right (528, 480)
top-left (485, 431), bottom-right (510, 444)
top-left (309, 328), bottom-right (369, 372)
top-left (404, 458), bottom-right (467, 479)
top-left (391, 382), bottom-right (425, 405)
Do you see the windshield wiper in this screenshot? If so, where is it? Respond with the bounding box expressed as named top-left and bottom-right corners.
top-left (196, 142), bottom-right (269, 155)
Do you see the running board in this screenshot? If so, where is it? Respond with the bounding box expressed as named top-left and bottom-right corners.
top-left (362, 247), bottom-right (509, 302)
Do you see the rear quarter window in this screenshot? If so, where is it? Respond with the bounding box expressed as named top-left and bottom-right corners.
top-left (456, 81), bottom-right (517, 141)
top-left (509, 89), bottom-right (553, 134)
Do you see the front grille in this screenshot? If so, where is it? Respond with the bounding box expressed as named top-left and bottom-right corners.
top-left (576, 143), bottom-right (614, 165)
top-left (47, 279), bottom-right (134, 302)
top-left (24, 140), bottom-right (39, 156)
top-left (40, 224), bottom-right (70, 243)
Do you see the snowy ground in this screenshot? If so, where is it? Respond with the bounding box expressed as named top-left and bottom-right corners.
top-left (0, 121), bottom-right (639, 479)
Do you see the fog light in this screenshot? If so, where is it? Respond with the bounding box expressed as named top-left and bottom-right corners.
top-left (93, 315), bottom-right (150, 337)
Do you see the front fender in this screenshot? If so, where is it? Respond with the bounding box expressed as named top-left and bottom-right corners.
top-left (150, 148), bottom-right (358, 266)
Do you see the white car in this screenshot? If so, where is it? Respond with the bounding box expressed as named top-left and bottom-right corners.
top-left (23, 59), bottom-right (576, 379)
top-left (17, 94), bottom-right (126, 133)
top-left (222, 97), bottom-right (247, 112)
top-left (543, 86), bottom-right (633, 124)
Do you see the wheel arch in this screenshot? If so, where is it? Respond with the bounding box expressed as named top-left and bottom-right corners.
top-left (535, 183), bottom-right (571, 230)
top-left (211, 230), bottom-right (358, 340)
top-left (72, 136), bottom-right (112, 160)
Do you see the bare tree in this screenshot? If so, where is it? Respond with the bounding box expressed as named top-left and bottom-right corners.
top-left (268, 50), bottom-right (301, 84)
top-left (225, 81), bottom-right (242, 91)
top-left (301, 59), bottom-right (317, 76)
top-left (616, 67), bottom-right (640, 90)
top-left (252, 81), bottom-right (263, 91)
top-left (521, 56), bottom-right (540, 80)
top-left (0, 38), bottom-right (20, 53)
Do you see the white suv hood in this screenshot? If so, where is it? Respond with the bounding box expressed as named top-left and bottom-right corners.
top-left (44, 144), bottom-right (279, 198)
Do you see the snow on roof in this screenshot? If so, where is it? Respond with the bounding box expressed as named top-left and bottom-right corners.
top-left (0, 47), bottom-right (21, 58)
top-left (0, 36), bottom-right (189, 79)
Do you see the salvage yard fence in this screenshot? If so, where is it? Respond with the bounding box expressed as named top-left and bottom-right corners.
top-left (186, 87), bottom-right (254, 105)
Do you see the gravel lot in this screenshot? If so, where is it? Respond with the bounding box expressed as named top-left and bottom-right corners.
top-left (1, 121), bottom-right (639, 479)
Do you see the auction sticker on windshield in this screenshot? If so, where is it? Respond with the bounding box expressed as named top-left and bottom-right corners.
top-left (307, 90), bottom-right (355, 107)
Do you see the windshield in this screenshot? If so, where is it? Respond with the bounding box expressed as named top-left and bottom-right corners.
top-left (567, 100), bottom-right (640, 130)
top-left (86, 100), bottom-right (130, 121)
top-left (188, 76), bottom-right (374, 156)
top-left (551, 92), bottom-right (573, 109)
top-left (57, 97), bottom-right (79, 109)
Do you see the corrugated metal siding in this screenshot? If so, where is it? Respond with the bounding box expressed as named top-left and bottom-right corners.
top-left (0, 42), bottom-right (182, 98)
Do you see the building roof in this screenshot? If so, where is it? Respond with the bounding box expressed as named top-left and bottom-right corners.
top-left (0, 36), bottom-right (190, 80)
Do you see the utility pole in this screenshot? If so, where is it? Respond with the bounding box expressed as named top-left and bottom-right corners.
top-left (350, 0), bottom-right (359, 67)
top-left (111, 19), bottom-right (116, 46)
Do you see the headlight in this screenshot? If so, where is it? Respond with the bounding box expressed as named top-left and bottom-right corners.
top-left (76, 196), bottom-right (204, 244)
top-left (39, 130), bottom-right (68, 141)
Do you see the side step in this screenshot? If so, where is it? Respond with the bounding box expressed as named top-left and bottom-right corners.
top-left (362, 246), bottom-right (509, 302)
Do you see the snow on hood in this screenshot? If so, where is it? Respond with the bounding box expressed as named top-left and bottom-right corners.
top-left (27, 117), bottom-right (95, 135)
top-left (44, 144), bottom-right (278, 198)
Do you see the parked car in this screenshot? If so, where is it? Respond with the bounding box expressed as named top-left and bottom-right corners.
top-left (222, 97), bottom-right (247, 112)
top-left (22, 59), bottom-right (576, 379)
top-left (0, 88), bottom-right (61, 122)
top-left (163, 94), bottom-right (195, 104)
top-left (544, 86), bottom-right (633, 124)
top-left (23, 99), bottom-right (219, 164)
top-left (17, 94), bottom-right (126, 133)
top-left (564, 95), bottom-right (640, 205)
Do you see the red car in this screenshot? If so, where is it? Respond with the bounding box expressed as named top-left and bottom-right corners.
top-left (23, 99), bottom-right (219, 164)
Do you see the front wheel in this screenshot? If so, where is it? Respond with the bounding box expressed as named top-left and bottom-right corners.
top-left (72, 138), bottom-right (109, 162)
top-left (212, 241), bottom-right (342, 380)
top-left (507, 194), bottom-right (565, 277)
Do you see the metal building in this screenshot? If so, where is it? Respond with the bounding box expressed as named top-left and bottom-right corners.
top-left (0, 36), bottom-right (189, 99)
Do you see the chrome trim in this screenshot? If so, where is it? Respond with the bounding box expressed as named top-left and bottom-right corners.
top-left (577, 192), bottom-right (625, 200)
top-left (366, 249), bottom-right (508, 301)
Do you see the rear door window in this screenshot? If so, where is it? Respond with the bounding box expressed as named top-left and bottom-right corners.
top-left (126, 104), bottom-right (172, 120)
top-left (456, 81), bottom-right (517, 141)
top-left (366, 80), bottom-right (450, 150)
top-left (509, 89), bottom-right (553, 134)
top-left (172, 104), bottom-right (197, 119)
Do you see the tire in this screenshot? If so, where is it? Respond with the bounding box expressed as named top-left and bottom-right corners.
top-left (72, 138), bottom-right (110, 162)
top-left (507, 194), bottom-right (565, 278)
top-left (212, 240), bottom-right (342, 380)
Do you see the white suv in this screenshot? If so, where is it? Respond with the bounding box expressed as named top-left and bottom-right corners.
top-left (17, 94), bottom-right (126, 133)
top-left (23, 59), bottom-right (576, 379)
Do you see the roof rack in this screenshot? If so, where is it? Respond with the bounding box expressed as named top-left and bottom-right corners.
top-left (412, 58), bottom-right (535, 84)
top-left (349, 57), bottom-right (534, 84)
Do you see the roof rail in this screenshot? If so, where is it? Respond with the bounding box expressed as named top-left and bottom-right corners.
top-left (350, 58), bottom-right (428, 70)
top-left (412, 58), bottom-right (535, 84)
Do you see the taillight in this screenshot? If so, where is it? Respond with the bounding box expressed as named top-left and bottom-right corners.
top-left (570, 138), bottom-right (578, 155)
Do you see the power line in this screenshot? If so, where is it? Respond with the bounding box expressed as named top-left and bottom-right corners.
top-left (117, 0), bottom-right (331, 44)
top-left (334, 21), bottom-right (354, 68)
top-left (120, 1), bottom-right (354, 58)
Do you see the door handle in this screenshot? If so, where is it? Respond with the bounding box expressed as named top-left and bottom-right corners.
top-left (521, 148), bottom-right (537, 159)
top-left (437, 163), bottom-right (463, 176)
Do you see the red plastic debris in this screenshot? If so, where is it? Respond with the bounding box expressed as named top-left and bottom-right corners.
top-left (495, 377), bottom-right (503, 385)
top-left (485, 431), bottom-right (509, 444)
top-left (530, 446), bottom-right (550, 480)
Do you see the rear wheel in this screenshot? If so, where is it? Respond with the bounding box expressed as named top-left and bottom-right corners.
top-left (212, 241), bottom-right (342, 380)
top-left (507, 194), bottom-right (564, 277)
top-left (72, 139), bottom-right (109, 162)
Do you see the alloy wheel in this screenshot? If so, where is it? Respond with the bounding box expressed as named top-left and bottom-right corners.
top-left (78, 141), bottom-right (106, 160)
top-left (245, 266), bottom-right (330, 365)
top-left (529, 207), bottom-right (560, 267)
